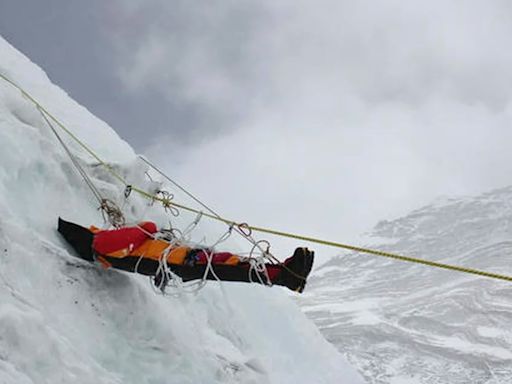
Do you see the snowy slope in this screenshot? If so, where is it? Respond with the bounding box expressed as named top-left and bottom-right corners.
top-left (0, 36), bottom-right (364, 384)
top-left (300, 188), bottom-right (512, 383)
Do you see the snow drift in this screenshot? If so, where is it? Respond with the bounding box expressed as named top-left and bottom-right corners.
top-left (0, 36), bottom-right (364, 384)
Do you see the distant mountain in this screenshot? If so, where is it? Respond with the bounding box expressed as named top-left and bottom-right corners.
top-left (301, 187), bottom-right (512, 383)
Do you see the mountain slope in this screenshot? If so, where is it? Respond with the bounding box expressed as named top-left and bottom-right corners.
top-left (0, 36), bottom-right (364, 384)
top-left (301, 188), bottom-right (512, 383)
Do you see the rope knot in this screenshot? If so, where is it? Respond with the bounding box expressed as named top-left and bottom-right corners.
top-left (99, 198), bottom-right (125, 228)
top-left (156, 190), bottom-right (180, 217)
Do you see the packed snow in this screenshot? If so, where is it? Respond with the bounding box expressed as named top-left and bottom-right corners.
top-left (301, 187), bottom-right (512, 383)
top-left (0, 36), bottom-right (364, 384)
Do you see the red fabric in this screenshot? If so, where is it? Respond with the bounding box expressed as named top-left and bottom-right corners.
top-left (265, 265), bottom-right (281, 281)
top-left (196, 251), bottom-right (235, 264)
top-left (195, 250), bottom-right (281, 281)
top-left (93, 222), bottom-right (158, 255)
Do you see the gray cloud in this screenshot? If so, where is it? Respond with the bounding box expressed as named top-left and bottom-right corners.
top-left (108, 1), bottom-right (512, 110)
top-left (0, 0), bottom-right (233, 149)
top-left (104, 1), bottom-right (277, 146)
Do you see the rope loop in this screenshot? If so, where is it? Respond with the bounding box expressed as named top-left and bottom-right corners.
top-left (124, 185), bottom-right (132, 199)
top-left (157, 223), bottom-right (183, 242)
top-left (247, 240), bottom-right (273, 286)
top-left (237, 222), bottom-right (252, 237)
top-left (248, 240), bottom-right (272, 260)
top-left (99, 198), bottom-right (126, 228)
top-left (157, 190), bottom-right (180, 217)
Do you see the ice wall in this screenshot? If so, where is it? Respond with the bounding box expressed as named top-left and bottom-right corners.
top-left (0, 36), bottom-right (364, 384)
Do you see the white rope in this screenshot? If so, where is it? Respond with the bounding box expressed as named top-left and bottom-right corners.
top-left (134, 214), bottom-right (242, 296)
top-left (164, 214), bottom-right (231, 295)
top-left (90, 153), bottom-right (277, 294)
top-left (38, 106), bottom-right (126, 228)
top-left (140, 155), bottom-right (280, 268)
top-left (247, 240), bottom-right (272, 286)
top-left (198, 226), bottom-right (234, 286)
top-left (132, 212), bottom-right (207, 295)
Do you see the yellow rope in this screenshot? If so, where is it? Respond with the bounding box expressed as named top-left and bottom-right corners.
top-left (0, 72), bottom-right (126, 185)
top-left (245, 226), bottom-right (512, 282)
top-left (2, 72), bottom-right (512, 283)
top-left (131, 193), bottom-right (512, 282)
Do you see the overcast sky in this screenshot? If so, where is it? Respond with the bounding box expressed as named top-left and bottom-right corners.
top-left (2, 1), bottom-right (512, 262)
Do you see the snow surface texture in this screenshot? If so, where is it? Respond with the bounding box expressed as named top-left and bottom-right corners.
top-left (0, 36), bottom-right (364, 384)
top-left (300, 188), bottom-right (512, 383)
